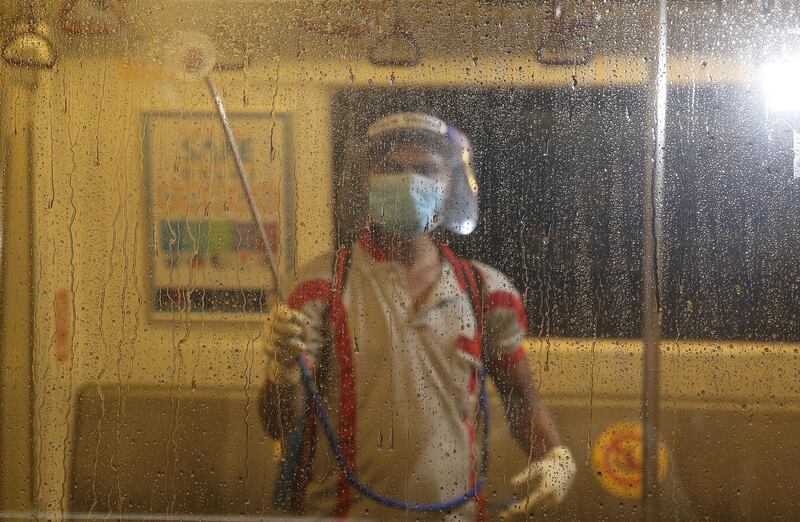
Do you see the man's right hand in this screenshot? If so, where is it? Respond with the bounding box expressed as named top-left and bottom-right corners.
top-left (263, 303), bottom-right (313, 385)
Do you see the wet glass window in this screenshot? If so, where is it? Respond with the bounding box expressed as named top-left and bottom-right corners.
top-left (1, 1), bottom-right (799, 521)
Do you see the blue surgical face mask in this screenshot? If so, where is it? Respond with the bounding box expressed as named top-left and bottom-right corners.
top-left (368, 173), bottom-right (446, 236)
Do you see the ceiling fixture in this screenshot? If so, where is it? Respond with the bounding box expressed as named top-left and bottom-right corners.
top-left (2, 21), bottom-right (56, 69)
top-left (59, 0), bottom-right (126, 36)
top-left (369, 0), bottom-right (420, 67)
top-left (537, 0), bottom-right (600, 66)
top-left (2, 0), bottom-right (57, 69)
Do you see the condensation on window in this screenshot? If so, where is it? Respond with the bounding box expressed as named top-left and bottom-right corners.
top-left (0, 1), bottom-right (798, 521)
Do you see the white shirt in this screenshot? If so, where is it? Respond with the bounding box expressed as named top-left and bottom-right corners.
top-left (285, 230), bottom-right (527, 521)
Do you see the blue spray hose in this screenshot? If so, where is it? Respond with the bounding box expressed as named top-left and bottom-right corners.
top-left (297, 355), bottom-right (490, 512)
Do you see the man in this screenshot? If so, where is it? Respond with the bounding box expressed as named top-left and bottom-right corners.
top-left (259, 113), bottom-right (575, 520)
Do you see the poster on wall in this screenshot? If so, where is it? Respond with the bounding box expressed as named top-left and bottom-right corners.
top-left (143, 112), bottom-right (292, 316)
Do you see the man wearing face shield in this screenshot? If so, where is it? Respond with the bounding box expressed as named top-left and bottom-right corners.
top-left (259, 113), bottom-right (576, 520)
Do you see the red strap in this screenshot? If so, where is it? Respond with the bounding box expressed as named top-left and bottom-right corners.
top-left (285, 252), bottom-right (354, 514)
top-left (288, 279), bottom-right (331, 310)
top-left (461, 259), bottom-right (484, 344)
top-left (439, 244), bottom-right (484, 365)
top-left (439, 249), bottom-right (486, 512)
top-left (459, 258), bottom-right (485, 512)
top-left (476, 493), bottom-right (488, 522)
top-left (330, 248), bottom-right (356, 517)
top-left (356, 228), bottom-right (389, 262)
top-left (284, 281), bottom-right (332, 509)
top-left (437, 244), bottom-right (484, 347)
top-left (437, 243), bottom-right (468, 291)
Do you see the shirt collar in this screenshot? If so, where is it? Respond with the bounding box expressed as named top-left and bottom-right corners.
top-left (420, 255), bottom-right (465, 311)
top-left (352, 229), bottom-right (467, 312)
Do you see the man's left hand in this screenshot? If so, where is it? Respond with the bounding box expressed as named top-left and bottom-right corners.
top-left (500, 445), bottom-right (577, 518)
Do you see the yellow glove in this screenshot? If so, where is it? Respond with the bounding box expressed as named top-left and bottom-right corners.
top-left (263, 303), bottom-right (313, 386)
top-left (501, 445), bottom-right (576, 518)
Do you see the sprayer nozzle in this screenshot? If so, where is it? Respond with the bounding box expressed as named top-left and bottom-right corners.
top-left (164, 31), bottom-right (217, 80)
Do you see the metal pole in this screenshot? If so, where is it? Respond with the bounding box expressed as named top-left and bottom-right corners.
top-left (205, 75), bottom-right (286, 303)
top-left (642, 0), bottom-right (668, 520)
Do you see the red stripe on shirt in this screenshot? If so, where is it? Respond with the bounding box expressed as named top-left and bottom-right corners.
top-left (486, 290), bottom-right (528, 331)
top-left (288, 279), bottom-right (331, 310)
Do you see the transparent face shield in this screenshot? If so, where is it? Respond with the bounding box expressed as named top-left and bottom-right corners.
top-left (366, 112), bottom-right (480, 235)
top-left (441, 147), bottom-right (479, 235)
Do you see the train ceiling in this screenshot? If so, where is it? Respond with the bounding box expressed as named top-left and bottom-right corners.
top-left (0, 0), bottom-right (797, 67)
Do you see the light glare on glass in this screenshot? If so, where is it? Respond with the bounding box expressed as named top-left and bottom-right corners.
top-left (761, 58), bottom-right (800, 113)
